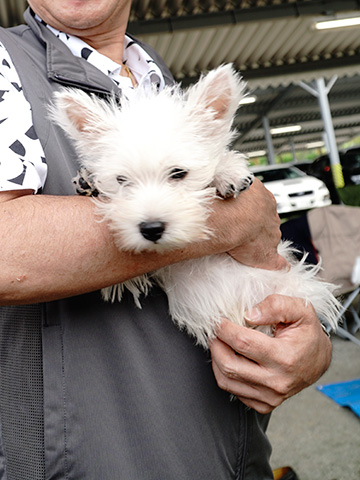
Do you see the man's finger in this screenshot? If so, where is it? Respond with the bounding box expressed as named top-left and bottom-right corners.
top-left (210, 339), bottom-right (287, 411)
top-left (213, 318), bottom-right (279, 364)
top-left (244, 294), bottom-right (311, 327)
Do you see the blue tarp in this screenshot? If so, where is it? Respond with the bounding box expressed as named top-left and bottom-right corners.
top-left (317, 378), bottom-right (360, 418)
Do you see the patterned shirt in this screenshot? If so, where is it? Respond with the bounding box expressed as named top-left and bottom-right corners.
top-left (0, 17), bottom-right (165, 193)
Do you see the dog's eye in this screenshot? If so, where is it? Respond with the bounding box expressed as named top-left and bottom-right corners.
top-left (116, 175), bottom-right (128, 185)
top-left (169, 168), bottom-right (188, 180)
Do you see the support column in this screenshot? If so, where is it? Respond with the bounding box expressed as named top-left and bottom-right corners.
top-left (290, 138), bottom-right (297, 162)
top-left (262, 116), bottom-right (276, 164)
top-left (299, 76), bottom-right (344, 188)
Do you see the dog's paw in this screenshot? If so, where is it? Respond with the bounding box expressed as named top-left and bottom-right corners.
top-left (72, 167), bottom-right (99, 197)
top-left (212, 151), bottom-right (254, 198)
top-left (216, 173), bottom-right (254, 198)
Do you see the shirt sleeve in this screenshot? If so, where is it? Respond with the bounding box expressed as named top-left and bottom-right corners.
top-left (0, 41), bottom-right (47, 193)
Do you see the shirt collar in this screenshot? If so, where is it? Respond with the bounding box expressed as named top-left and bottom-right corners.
top-left (34, 13), bottom-right (165, 95)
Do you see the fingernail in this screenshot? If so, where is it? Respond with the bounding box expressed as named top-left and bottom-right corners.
top-left (244, 307), bottom-right (261, 323)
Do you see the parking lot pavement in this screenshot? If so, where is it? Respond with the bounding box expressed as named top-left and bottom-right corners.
top-left (267, 332), bottom-right (360, 480)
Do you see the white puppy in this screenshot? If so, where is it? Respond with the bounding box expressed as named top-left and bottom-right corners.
top-left (50, 65), bottom-right (339, 348)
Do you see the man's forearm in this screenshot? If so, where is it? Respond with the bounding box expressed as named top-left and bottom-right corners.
top-left (0, 193), bottom-right (189, 304)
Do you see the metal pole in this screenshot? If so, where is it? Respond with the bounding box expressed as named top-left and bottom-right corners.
top-left (315, 78), bottom-right (344, 188)
top-left (262, 116), bottom-right (276, 164)
top-left (299, 77), bottom-right (344, 188)
top-left (290, 138), bottom-right (296, 162)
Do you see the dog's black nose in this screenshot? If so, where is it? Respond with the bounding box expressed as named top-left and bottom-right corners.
top-left (139, 221), bottom-right (166, 242)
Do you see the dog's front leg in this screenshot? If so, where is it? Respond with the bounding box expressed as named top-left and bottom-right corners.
top-left (212, 151), bottom-right (254, 198)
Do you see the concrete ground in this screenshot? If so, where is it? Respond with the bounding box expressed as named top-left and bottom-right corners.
top-left (267, 329), bottom-right (360, 480)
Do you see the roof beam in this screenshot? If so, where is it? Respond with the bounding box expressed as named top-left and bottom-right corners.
top-left (178, 53), bottom-right (360, 86)
top-left (242, 53), bottom-right (360, 82)
top-left (128, 1), bottom-right (360, 35)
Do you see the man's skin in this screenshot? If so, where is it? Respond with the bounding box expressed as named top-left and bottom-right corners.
top-left (0, 0), bottom-right (332, 414)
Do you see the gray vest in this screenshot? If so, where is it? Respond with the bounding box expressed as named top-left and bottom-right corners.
top-left (0, 9), bottom-right (272, 480)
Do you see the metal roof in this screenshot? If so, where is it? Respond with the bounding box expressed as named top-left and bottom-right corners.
top-left (2, 0), bottom-right (360, 157)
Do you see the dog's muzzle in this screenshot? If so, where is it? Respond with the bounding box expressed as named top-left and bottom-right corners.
top-left (139, 221), bottom-right (166, 242)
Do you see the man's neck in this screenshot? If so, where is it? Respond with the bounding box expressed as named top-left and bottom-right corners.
top-left (79, 30), bottom-right (126, 64)
top-left (30, 2), bottom-right (131, 64)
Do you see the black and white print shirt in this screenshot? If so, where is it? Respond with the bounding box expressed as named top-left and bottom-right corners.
top-left (0, 18), bottom-right (165, 193)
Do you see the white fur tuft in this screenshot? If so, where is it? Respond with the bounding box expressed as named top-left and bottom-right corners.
top-left (155, 242), bottom-right (340, 348)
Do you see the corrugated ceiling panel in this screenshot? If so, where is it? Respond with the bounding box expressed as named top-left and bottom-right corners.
top-left (256, 19), bottom-right (288, 62)
top-left (313, 31), bottom-right (347, 56)
top-left (210, 25), bottom-right (243, 66)
top-left (335, 29), bottom-right (360, 53)
top-left (194, 27), bottom-right (229, 70)
top-left (234, 23), bottom-right (267, 65)
top-left (136, 18), bottom-right (360, 88)
top-left (273, 19), bottom-right (309, 61)
top-left (0, 0), bottom-right (26, 27)
top-left (245, 22), bottom-right (276, 65)
top-left (147, 33), bottom-right (170, 58)
top-left (231, 23), bottom-right (260, 67)
top-left (266, 19), bottom-right (303, 62)
top-left (159, 32), bottom-right (188, 65)
top-left (282, 22), bottom-right (314, 61)
top-left (183, 28), bottom-right (216, 71)
top-left (0, 2), bottom-right (9, 26)
top-left (331, 29), bottom-right (360, 53)
top-left (171, 30), bottom-right (203, 73)
top-left (130, 0), bottom-right (324, 20)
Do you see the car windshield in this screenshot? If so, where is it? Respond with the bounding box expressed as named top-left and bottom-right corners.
top-left (253, 167), bottom-right (303, 183)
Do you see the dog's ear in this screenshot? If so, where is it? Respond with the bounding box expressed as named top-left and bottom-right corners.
top-left (49, 89), bottom-right (115, 141)
top-left (186, 64), bottom-right (246, 137)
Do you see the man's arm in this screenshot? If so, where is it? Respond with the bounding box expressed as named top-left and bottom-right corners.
top-left (0, 179), bottom-right (285, 305)
top-left (210, 294), bottom-right (332, 414)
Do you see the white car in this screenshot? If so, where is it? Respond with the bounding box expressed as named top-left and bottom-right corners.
top-left (250, 164), bottom-right (332, 215)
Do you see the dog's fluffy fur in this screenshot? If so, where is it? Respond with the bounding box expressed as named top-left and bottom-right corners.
top-left (50, 64), bottom-right (340, 348)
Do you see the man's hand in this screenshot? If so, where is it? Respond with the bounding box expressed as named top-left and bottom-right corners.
top-left (209, 294), bottom-right (332, 414)
top-left (208, 178), bottom-right (287, 271)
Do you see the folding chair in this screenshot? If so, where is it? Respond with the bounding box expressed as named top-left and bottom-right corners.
top-left (334, 257), bottom-right (360, 346)
top-left (282, 205), bottom-right (360, 347)
top-left (307, 205), bottom-right (360, 346)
